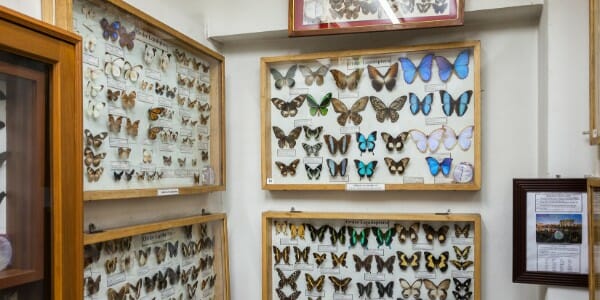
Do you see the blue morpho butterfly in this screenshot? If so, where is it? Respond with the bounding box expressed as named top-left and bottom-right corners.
top-left (440, 90), bottom-right (473, 117)
top-left (425, 156), bottom-right (453, 177)
top-left (326, 158), bottom-right (348, 177)
top-left (100, 18), bottom-right (121, 41)
top-left (398, 53), bottom-right (434, 84)
top-left (354, 160), bottom-right (377, 180)
top-left (356, 131), bottom-right (377, 155)
top-left (409, 92), bottom-right (434, 115)
top-left (434, 49), bottom-right (470, 82)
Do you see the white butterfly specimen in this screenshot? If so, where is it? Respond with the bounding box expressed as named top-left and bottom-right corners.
top-left (409, 127), bottom-right (445, 153)
top-left (443, 125), bottom-right (474, 150)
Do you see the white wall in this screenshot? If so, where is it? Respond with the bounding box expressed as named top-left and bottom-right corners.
top-left (1, 0), bottom-right (41, 19)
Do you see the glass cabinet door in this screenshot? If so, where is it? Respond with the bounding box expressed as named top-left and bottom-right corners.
top-left (0, 51), bottom-right (50, 299)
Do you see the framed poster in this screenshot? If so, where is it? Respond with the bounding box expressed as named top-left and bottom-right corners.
top-left (71, 0), bottom-right (226, 201)
top-left (289, 0), bottom-right (465, 37)
top-left (590, 0), bottom-right (600, 144)
top-left (512, 178), bottom-right (588, 287)
top-left (83, 214), bottom-right (230, 299)
top-left (261, 41), bottom-right (481, 191)
top-left (262, 211), bottom-right (481, 300)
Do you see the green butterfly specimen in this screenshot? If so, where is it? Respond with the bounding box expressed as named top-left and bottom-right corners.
top-left (372, 227), bottom-right (396, 248)
top-left (348, 227), bottom-right (370, 247)
top-left (307, 92), bottom-right (332, 116)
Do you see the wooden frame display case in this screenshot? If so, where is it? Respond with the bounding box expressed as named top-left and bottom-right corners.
top-left (289, 0), bottom-right (465, 37)
top-left (513, 179), bottom-right (588, 287)
top-left (83, 214), bottom-right (230, 300)
top-left (588, 178), bottom-right (600, 298)
top-left (0, 6), bottom-right (83, 299)
top-left (68, 0), bottom-right (226, 201)
top-left (262, 211), bottom-right (481, 300)
top-left (261, 41), bottom-right (481, 191)
top-left (590, 0), bottom-right (600, 144)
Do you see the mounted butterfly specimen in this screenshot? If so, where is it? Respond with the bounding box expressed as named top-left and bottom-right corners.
top-left (331, 96), bottom-right (369, 126)
top-left (103, 55), bottom-right (125, 78)
top-left (353, 254), bottom-right (373, 272)
top-left (409, 128), bottom-right (445, 153)
top-left (348, 226), bottom-right (370, 247)
top-left (432, 0), bottom-right (448, 13)
top-left (289, 224), bottom-right (305, 239)
top-left (370, 96), bottom-right (407, 123)
top-left (355, 160), bottom-right (377, 180)
top-left (87, 167), bottom-right (103, 182)
top-left (326, 158), bottom-right (348, 178)
top-left (357, 282), bottom-right (373, 298)
top-left (298, 64), bottom-right (329, 86)
top-left (305, 224), bottom-right (329, 242)
top-left (117, 26), bottom-right (136, 50)
top-left (424, 251), bottom-right (449, 272)
top-left (87, 100), bottom-right (106, 118)
top-left (399, 278), bottom-right (422, 299)
top-left (356, 131), bottom-right (377, 155)
top-left (384, 157), bottom-right (410, 175)
top-left (375, 255), bottom-right (395, 273)
top-left (450, 259), bottom-right (474, 270)
top-left (272, 126), bottom-right (302, 148)
top-left (453, 291), bottom-right (473, 300)
top-left (367, 62), bottom-right (399, 92)
top-left (440, 90), bottom-right (473, 117)
top-left (273, 246), bottom-right (290, 265)
top-left (306, 93), bottom-right (332, 116)
top-left (376, 281), bottom-right (394, 298)
top-left (100, 18), bottom-right (120, 41)
top-left (85, 129), bottom-right (108, 148)
top-left (372, 227), bottom-right (396, 248)
top-left (302, 143), bottom-right (322, 156)
top-left (270, 65), bottom-right (297, 89)
top-left (275, 288), bottom-right (301, 300)
top-left (121, 91), bottom-right (136, 109)
top-left (423, 279), bottom-right (451, 300)
top-left (443, 125), bottom-right (474, 151)
top-left (330, 68), bottom-right (364, 91)
top-left (276, 268), bottom-right (301, 290)
top-left (397, 251), bottom-right (421, 271)
top-left (275, 159), bottom-right (300, 176)
top-left (416, 0), bottom-right (432, 12)
top-left (409, 92), bottom-right (434, 115)
top-left (423, 224), bottom-right (449, 243)
top-left (329, 276), bottom-right (352, 293)
top-left (453, 245), bottom-right (471, 260)
top-left (303, 126), bottom-right (323, 140)
top-left (305, 164), bottom-right (322, 180)
top-left (293, 246), bottom-right (310, 263)
top-left (395, 222), bottom-right (420, 243)
top-left (86, 81), bottom-right (105, 98)
top-left (435, 49), bottom-right (470, 82)
top-left (84, 147), bottom-right (106, 167)
top-left (329, 226), bottom-right (346, 245)
top-left (455, 223), bottom-right (471, 238)
top-left (85, 275), bottom-right (101, 295)
top-left (106, 89), bottom-right (121, 102)
top-left (270, 95), bottom-right (306, 118)
top-left (399, 53), bottom-right (434, 84)
top-left (305, 273), bottom-right (325, 292)
top-left (381, 132), bottom-right (409, 152)
top-left (425, 157), bottom-right (453, 177)
top-left (323, 134), bottom-right (351, 155)
top-left (453, 278), bottom-right (471, 291)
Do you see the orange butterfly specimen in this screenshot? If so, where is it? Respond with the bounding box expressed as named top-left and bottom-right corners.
top-left (108, 114), bottom-right (123, 132)
top-left (106, 89), bottom-right (121, 101)
top-left (126, 118), bottom-right (140, 137)
top-left (148, 107), bottom-right (166, 121)
top-left (86, 166), bottom-right (103, 182)
top-left (84, 147), bottom-right (106, 167)
top-left (330, 68), bottom-right (364, 91)
top-left (147, 126), bottom-right (163, 140)
top-left (121, 91), bottom-right (136, 109)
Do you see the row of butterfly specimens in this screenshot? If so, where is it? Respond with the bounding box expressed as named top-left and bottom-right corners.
top-left (267, 216), bottom-right (478, 300)
top-left (83, 222), bottom-right (220, 300)
top-left (74, 0), bottom-right (218, 193)
top-left (263, 41), bottom-right (480, 189)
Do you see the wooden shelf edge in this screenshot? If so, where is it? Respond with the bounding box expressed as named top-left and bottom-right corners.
top-left (83, 184), bottom-right (225, 201)
top-left (0, 268), bottom-right (41, 290)
top-left (83, 213), bottom-right (226, 245)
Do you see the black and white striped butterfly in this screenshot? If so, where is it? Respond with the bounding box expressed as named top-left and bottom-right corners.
top-left (305, 164), bottom-right (322, 180)
top-left (302, 143), bottom-right (323, 156)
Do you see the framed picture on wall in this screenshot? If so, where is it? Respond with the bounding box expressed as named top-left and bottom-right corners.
top-left (289, 0), bottom-right (465, 37)
top-left (590, 0), bottom-right (600, 144)
top-left (512, 178), bottom-right (588, 287)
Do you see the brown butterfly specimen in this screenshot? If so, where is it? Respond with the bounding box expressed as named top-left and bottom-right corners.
top-left (85, 129), bottom-right (108, 148)
top-left (187, 281), bottom-right (198, 298)
top-left (136, 171), bottom-right (146, 180)
top-left (375, 255), bottom-right (396, 273)
top-left (106, 285), bottom-right (129, 300)
top-left (367, 63), bottom-right (399, 92)
top-left (329, 276), bottom-right (352, 293)
top-left (384, 157), bottom-right (410, 175)
top-left (180, 267), bottom-right (191, 284)
top-left (135, 247), bottom-right (151, 267)
top-left (198, 102), bottom-right (211, 112)
top-left (148, 107), bottom-right (166, 121)
top-left (140, 80), bottom-right (154, 91)
top-left (84, 244), bottom-right (102, 268)
top-left (193, 173), bottom-right (200, 184)
top-left (126, 118), bottom-right (139, 136)
top-left (174, 49), bottom-right (189, 64)
top-left (313, 252), bottom-right (326, 266)
top-left (182, 116), bottom-right (190, 126)
top-left (276, 289), bottom-right (301, 300)
top-left (298, 64), bottom-right (329, 86)
top-left (197, 83), bottom-right (210, 94)
top-left (108, 114), bottom-right (123, 132)
top-left (85, 275), bottom-right (101, 295)
top-left (106, 89), bottom-right (121, 101)
top-left (192, 158), bottom-right (197, 166)
top-left (104, 257), bottom-right (117, 274)
top-left (187, 99), bottom-right (198, 108)
top-left (397, 251), bottom-right (421, 270)
top-left (395, 222), bottom-right (420, 243)
top-left (147, 126), bottom-right (163, 140)
top-left (118, 147), bottom-right (131, 159)
top-left (121, 91), bottom-right (136, 109)
top-left (201, 151), bottom-right (209, 161)
top-left (450, 259), bottom-right (474, 270)
top-left (190, 120), bottom-right (198, 126)
top-left (84, 147), bottom-right (106, 167)
top-left (369, 96), bottom-right (407, 123)
top-left (271, 95), bottom-right (307, 117)
top-left (330, 68), bottom-right (364, 91)
top-left (455, 224), bottom-right (470, 238)
top-left (163, 155), bottom-right (172, 166)
top-left (128, 279), bottom-right (142, 299)
top-left (331, 97), bottom-right (369, 126)
top-left (381, 132), bottom-right (409, 151)
top-left (120, 254), bottom-right (131, 272)
top-left (200, 114), bottom-right (210, 125)
top-left (178, 157), bottom-right (187, 167)
top-left (177, 95), bottom-right (187, 106)
top-left (154, 245), bottom-right (167, 264)
top-left (331, 252), bottom-right (348, 268)
top-left (423, 279), bottom-right (451, 300)
top-left (272, 126), bottom-right (302, 148)
top-left (275, 159), bottom-right (300, 176)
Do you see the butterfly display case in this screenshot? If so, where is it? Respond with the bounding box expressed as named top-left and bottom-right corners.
top-left (72, 0), bottom-right (226, 200)
top-left (262, 211), bottom-right (481, 300)
top-left (83, 213), bottom-right (230, 300)
top-left (289, 0), bottom-right (465, 37)
top-left (588, 178), bottom-right (600, 298)
top-left (261, 41), bottom-right (481, 191)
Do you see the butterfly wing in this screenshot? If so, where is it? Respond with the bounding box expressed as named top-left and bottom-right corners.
top-left (434, 56), bottom-right (454, 82)
top-left (443, 126), bottom-right (458, 150)
top-left (416, 53), bottom-right (434, 82)
top-left (409, 129), bottom-right (428, 153)
top-left (457, 126), bottom-right (474, 150)
top-left (454, 49), bottom-right (470, 79)
top-left (367, 65), bottom-right (386, 92)
top-left (425, 157), bottom-right (441, 176)
top-left (440, 158), bottom-right (453, 176)
top-left (399, 57), bottom-right (418, 84)
top-left (427, 128), bottom-right (446, 153)
top-left (330, 98), bottom-right (350, 125)
top-left (286, 127), bottom-right (303, 148)
top-left (456, 90), bottom-right (473, 116)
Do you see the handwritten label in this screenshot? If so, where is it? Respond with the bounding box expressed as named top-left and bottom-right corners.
top-left (279, 238), bottom-right (299, 246)
top-left (111, 161), bottom-right (130, 169)
top-left (412, 243), bottom-right (434, 251)
top-left (159, 144), bottom-right (176, 152)
top-left (434, 177), bottom-right (454, 184)
top-left (106, 272), bottom-right (126, 286)
top-left (305, 290), bottom-right (324, 298)
top-left (137, 266), bottom-right (150, 277)
top-left (145, 69), bottom-right (161, 81)
top-left (452, 270), bottom-right (474, 278)
top-left (339, 57), bottom-right (363, 70)
top-left (451, 237), bottom-right (474, 245)
top-left (276, 264), bottom-right (294, 271)
top-left (158, 99), bottom-right (173, 108)
top-left (318, 245), bottom-right (338, 252)
top-left (109, 137), bottom-right (129, 148)
top-left (345, 220), bottom-right (388, 227)
top-left (294, 119), bottom-right (312, 127)
top-left (137, 92), bottom-right (154, 104)
top-left (333, 293), bottom-right (354, 300)
top-left (364, 273), bottom-right (385, 281)
top-left (425, 83), bottom-right (447, 92)
top-left (330, 176), bottom-right (349, 183)
top-left (197, 127), bottom-right (209, 134)
top-left (105, 44), bottom-right (124, 58)
top-left (338, 89), bottom-right (359, 99)
top-left (83, 53), bottom-right (99, 67)
top-left (304, 157), bottom-right (323, 164)
top-left (294, 263), bottom-right (314, 271)
top-left (415, 271), bottom-right (437, 279)
top-left (403, 177), bottom-right (424, 184)
top-left (290, 87), bottom-right (309, 95)
top-left (277, 149), bottom-right (297, 157)
top-left (340, 126), bottom-right (359, 134)
top-left (198, 142), bottom-right (209, 150)
top-left (108, 107), bottom-right (127, 117)
top-left (363, 56), bottom-right (392, 67)
top-left (425, 117), bottom-right (448, 126)
top-left (179, 129), bottom-right (193, 137)
top-left (157, 188), bottom-right (179, 196)
top-left (319, 267), bottom-right (340, 275)
top-left (346, 183), bottom-right (385, 191)
top-left (364, 248), bottom-right (384, 256)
